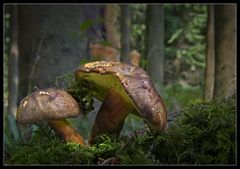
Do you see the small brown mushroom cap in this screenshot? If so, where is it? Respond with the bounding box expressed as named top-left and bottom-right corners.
top-left (74, 61), bottom-right (168, 133)
top-left (17, 88), bottom-right (81, 124)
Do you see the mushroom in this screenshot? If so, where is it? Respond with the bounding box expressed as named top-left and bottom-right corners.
top-left (17, 88), bottom-right (86, 145)
top-left (74, 61), bottom-right (168, 144)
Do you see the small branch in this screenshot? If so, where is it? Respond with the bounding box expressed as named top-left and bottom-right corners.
top-left (98, 157), bottom-right (119, 165)
top-left (28, 27), bottom-right (48, 93)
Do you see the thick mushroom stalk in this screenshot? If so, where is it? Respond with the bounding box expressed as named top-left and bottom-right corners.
top-left (17, 88), bottom-right (86, 145)
top-left (74, 61), bottom-right (168, 144)
top-left (89, 88), bottom-right (134, 144)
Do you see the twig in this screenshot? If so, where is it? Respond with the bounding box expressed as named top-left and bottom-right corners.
top-left (28, 27), bottom-right (48, 93)
top-left (98, 157), bottom-right (119, 165)
top-left (147, 45), bottom-right (158, 60)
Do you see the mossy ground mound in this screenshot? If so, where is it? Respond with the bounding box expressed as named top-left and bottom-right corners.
top-left (5, 96), bottom-right (236, 165)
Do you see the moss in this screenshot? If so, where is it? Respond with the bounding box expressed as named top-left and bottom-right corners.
top-left (55, 73), bottom-right (95, 115)
top-left (5, 128), bottom-right (121, 165)
top-left (5, 96), bottom-right (236, 165)
top-left (151, 95), bottom-right (236, 164)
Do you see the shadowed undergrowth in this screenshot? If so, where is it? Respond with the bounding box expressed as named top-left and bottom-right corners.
top-left (5, 95), bottom-right (236, 165)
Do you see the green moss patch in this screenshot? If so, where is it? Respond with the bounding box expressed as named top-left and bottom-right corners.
top-left (5, 96), bottom-right (236, 165)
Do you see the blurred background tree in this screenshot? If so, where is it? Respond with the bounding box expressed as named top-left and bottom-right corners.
top-left (213, 5), bottom-right (236, 101)
top-left (145, 5), bottom-right (165, 91)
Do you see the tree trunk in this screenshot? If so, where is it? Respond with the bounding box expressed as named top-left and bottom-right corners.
top-left (17, 5), bottom-right (105, 141)
top-left (8, 5), bottom-right (19, 118)
top-left (146, 5), bottom-right (164, 88)
top-left (104, 5), bottom-right (120, 49)
top-left (120, 5), bottom-right (131, 63)
top-left (143, 5), bottom-right (151, 70)
top-left (204, 5), bottom-right (215, 101)
top-left (213, 5), bottom-right (236, 101)
top-left (18, 5), bottom-right (104, 102)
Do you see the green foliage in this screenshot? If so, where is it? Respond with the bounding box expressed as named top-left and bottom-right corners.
top-left (164, 4), bottom-right (207, 86)
top-left (130, 4), bottom-right (147, 55)
top-left (131, 5), bottom-right (207, 88)
top-left (162, 82), bottom-right (203, 112)
top-left (54, 73), bottom-right (95, 115)
top-left (5, 127), bottom-right (120, 165)
top-left (5, 96), bottom-right (236, 165)
top-left (115, 133), bottom-right (159, 164)
top-left (67, 77), bottom-right (95, 115)
top-left (167, 28), bottom-right (183, 44)
top-left (70, 17), bottom-right (104, 41)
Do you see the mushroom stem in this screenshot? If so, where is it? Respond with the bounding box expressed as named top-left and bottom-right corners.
top-left (89, 88), bottom-right (133, 145)
top-left (48, 119), bottom-right (86, 145)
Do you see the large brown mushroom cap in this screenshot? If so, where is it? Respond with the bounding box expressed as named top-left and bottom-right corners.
top-left (17, 88), bottom-right (81, 124)
top-left (74, 61), bottom-right (168, 133)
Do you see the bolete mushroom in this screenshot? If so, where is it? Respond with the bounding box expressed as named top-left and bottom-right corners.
top-left (74, 61), bottom-right (168, 144)
top-left (17, 88), bottom-right (86, 145)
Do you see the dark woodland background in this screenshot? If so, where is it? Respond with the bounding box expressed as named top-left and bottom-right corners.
top-left (3, 4), bottom-right (236, 165)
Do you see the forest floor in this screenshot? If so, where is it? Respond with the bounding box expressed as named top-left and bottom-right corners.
top-left (4, 95), bottom-right (236, 165)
